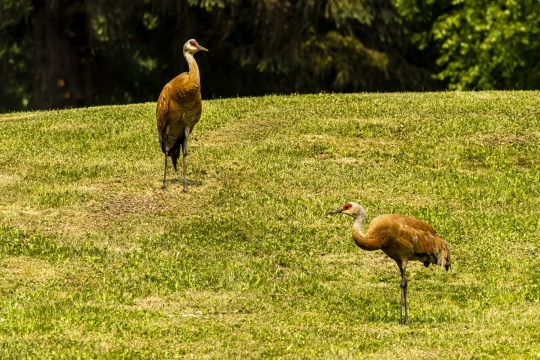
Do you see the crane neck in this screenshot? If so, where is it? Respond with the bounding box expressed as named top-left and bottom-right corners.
top-left (184, 51), bottom-right (201, 86)
top-left (351, 211), bottom-right (381, 251)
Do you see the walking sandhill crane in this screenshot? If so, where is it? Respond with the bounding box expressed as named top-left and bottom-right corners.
top-left (156, 39), bottom-right (208, 191)
top-left (327, 202), bottom-right (451, 324)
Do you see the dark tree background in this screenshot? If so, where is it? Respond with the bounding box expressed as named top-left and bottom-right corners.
top-left (1, 0), bottom-right (539, 112)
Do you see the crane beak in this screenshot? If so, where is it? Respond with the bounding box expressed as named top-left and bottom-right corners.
top-left (326, 208), bottom-right (342, 215)
top-left (197, 45), bottom-right (209, 52)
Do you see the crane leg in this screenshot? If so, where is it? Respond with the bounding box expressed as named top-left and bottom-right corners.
top-left (399, 262), bottom-right (409, 325)
top-left (181, 127), bottom-right (191, 193)
top-left (182, 150), bottom-right (187, 192)
top-left (399, 268), bottom-right (409, 325)
top-left (162, 153), bottom-right (168, 189)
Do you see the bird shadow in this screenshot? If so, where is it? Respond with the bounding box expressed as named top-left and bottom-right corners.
top-left (166, 178), bottom-right (204, 187)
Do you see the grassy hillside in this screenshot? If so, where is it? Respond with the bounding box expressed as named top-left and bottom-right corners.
top-left (0, 92), bottom-right (539, 358)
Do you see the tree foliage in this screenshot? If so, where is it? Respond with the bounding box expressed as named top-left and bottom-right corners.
top-left (395, 0), bottom-right (540, 90)
top-left (0, 0), bottom-right (33, 111)
top-left (3, 0), bottom-right (540, 111)
top-left (0, 0), bottom-right (438, 111)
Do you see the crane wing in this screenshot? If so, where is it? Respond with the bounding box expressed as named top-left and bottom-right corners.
top-left (402, 217), bottom-right (451, 269)
top-left (156, 83), bottom-right (173, 144)
top-left (382, 215), bottom-right (451, 269)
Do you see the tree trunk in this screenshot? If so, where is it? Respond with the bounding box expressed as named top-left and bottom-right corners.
top-left (30, 0), bottom-right (91, 110)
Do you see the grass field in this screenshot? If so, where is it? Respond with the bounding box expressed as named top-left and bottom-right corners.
top-left (0, 91), bottom-right (539, 358)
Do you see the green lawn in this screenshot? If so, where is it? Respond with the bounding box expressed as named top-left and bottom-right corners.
top-left (0, 92), bottom-right (539, 358)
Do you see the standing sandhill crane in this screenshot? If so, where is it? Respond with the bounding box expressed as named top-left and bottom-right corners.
top-left (156, 39), bottom-right (208, 191)
top-left (327, 202), bottom-right (451, 324)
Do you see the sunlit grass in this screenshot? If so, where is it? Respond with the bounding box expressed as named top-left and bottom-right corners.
top-left (0, 91), bottom-right (539, 358)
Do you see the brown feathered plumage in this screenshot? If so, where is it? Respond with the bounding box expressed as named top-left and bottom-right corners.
top-left (156, 39), bottom-right (208, 191)
top-left (327, 202), bottom-right (451, 324)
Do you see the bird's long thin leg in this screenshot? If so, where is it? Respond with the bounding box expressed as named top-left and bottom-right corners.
top-left (182, 127), bottom-right (191, 192)
top-left (399, 260), bottom-right (409, 325)
top-left (162, 153), bottom-right (168, 189)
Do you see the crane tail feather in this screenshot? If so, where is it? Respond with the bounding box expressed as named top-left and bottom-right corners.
top-left (435, 236), bottom-right (451, 270)
top-left (415, 234), bottom-right (451, 270)
top-left (166, 133), bottom-right (186, 172)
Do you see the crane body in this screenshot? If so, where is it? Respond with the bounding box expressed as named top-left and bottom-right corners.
top-left (327, 202), bottom-right (451, 324)
top-left (156, 39), bottom-right (208, 191)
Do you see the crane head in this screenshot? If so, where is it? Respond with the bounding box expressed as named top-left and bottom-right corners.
top-left (184, 39), bottom-right (209, 54)
top-left (326, 202), bottom-right (365, 219)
